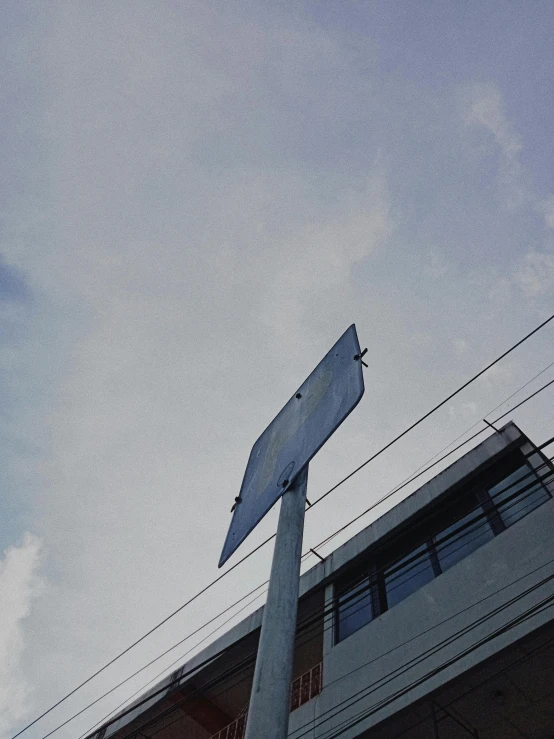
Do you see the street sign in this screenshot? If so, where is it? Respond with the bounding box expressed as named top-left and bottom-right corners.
top-left (219, 324), bottom-right (365, 567)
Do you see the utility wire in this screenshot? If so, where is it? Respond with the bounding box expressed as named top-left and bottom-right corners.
top-left (15, 312), bottom-right (553, 739)
top-left (47, 588), bottom-right (268, 739)
top-left (95, 427), bottom-right (554, 739)
top-left (76, 455), bottom-right (553, 739)
top-left (311, 376), bottom-right (554, 554)
top-left (74, 589), bottom-right (268, 739)
top-left (325, 597), bottom-right (554, 739)
top-left (289, 577), bottom-right (554, 738)
top-left (391, 631), bottom-right (554, 739)
top-left (49, 406), bottom-right (554, 738)
top-left (310, 313), bottom-right (554, 511)
top-left (348, 357), bottom-right (554, 521)
top-left (77, 462), bottom-right (553, 739)
top-left (112, 568), bottom-right (554, 739)
top-left (48, 435), bottom-right (554, 739)
top-left (291, 591), bottom-right (554, 739)
top-left (103, 577), bottom-right (554, 739)
top-left (385, 357), bottom-right (554, 491)
top-left (131, 560), bottom-right (554, 739)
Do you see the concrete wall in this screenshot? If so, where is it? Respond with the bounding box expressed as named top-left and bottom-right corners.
top-left (287, 497), bottom-right (554, 739)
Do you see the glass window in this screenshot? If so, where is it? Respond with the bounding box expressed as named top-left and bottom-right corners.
top-left (336, 573), bottom-right (373, 642)
top-left (488, 464), bottom-right (550, 528)
top-left (434, 508), bottom-right (494, 573)
top-left (334, 456), bottom-right (553, 645)
top-left (384, 543), bottom-right (435, 609)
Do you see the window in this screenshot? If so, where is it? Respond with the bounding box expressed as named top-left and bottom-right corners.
top-left (334, 452), bottom-right (552, 643)
top-left (434, 508), bottom-right (494, 573)
top-left (384, 543), bottom-right (435, 609)
top-left (336, 571), bottom-right (374, 643)
top-left (488, 464), bottom-right (550, 529)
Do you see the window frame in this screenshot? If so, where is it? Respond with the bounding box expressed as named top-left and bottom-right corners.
top-left (333, 449), bottom-right (553, 645)
top-left (334, 562), bottom-right (381, 644)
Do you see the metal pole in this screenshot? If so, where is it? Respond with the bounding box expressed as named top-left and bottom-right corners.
top-left (244, 465), bottom-right (309, 739)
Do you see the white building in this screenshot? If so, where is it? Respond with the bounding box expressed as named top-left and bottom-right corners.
top-left (89, 421), bottom-right (554, 739)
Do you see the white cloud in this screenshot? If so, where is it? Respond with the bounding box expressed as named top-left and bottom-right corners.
top-left (0, 534), bottom-right (43, 739)
top-left (487, 275), bottom-right (512, 306)
top-left (463, 85), bottom-right (554, 302)
top-left (514, 250), bottom-right (554, 297)
top-left (464, 85), bottom-right (554, 234)
top-left (453, 338), bottom-right (469, 357)
top-left (464, 83), bottom-right (528, 211)
top-left (258, 171), bottom-right (393, 346)
top-left (423, 251), bottom-right (448, 279)
top-left (447, 401), bottom-right (478, 423)
top-left (478, 362), bottom-right (513, 389)
top-left (465, 84), bottom-right (521, 160)
top-left (536, 195), bottom-right (554, 230)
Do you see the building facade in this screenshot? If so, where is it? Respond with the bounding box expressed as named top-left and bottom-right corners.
top-left (89, 421), bottom-right (554, 739)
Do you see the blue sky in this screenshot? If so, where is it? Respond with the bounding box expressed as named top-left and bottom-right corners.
top-left (1, 2), bottom-right (553, 738)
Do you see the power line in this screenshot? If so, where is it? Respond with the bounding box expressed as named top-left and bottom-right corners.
top-left (348, 356), bottom-right (554, 518)
top-left (391, 629), bottom-right (554, 739)
top-left (75, 455), bottom-right (553, 739)
top-left (109, 567), bottom-right (554, 739)
top-left (137, 456), bottom-right (554, 739)
top-left (292, 590), bottom-right (554, 739)
top-left (327, 597), bottom-right (554, 739)
top-left (310, 376), bottom-right (554, 555)
top-left (137, 558), bottom-right (554, 739)
top-left (310, 313), bottom-right (554, 509)
top-left (74, 589), bottom-right (268, 739)
top-left (81, 429), bottom-right (554, 739)
top-left (14, 312), bottom-right (553, 739)
top-left (47, 409), bottom-right (554, 738)
top-left (103, 573), bottom-right (554, 739)
top-left (293, 587), bottom-right (554, 738)
top-left (47, 433), bottom-right (554, 739)
top-left (47, 588), bottom-right (268, 739)
top-left (78, 462), bottom-right (553, 739)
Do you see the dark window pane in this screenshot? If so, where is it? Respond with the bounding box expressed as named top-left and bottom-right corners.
top-left (489, 465), bottom-right (550, 528)
top-left (435, 509), bottom-right (493, 572)
top-left (337, 576), bottom-right (372, 642)
top-left (384, 543), bottom-right (435, 608)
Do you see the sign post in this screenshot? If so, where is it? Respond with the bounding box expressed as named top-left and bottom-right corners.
top-left (244, 466), bottom-right (308, 739)
top-left (219, 325), bottom-right (366, 739)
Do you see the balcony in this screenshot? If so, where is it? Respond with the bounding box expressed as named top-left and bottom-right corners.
top-left (211, 663), bottom-right (322, 739)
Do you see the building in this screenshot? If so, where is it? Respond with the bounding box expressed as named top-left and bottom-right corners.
top-left (89, 421), bottom-right (554, 739)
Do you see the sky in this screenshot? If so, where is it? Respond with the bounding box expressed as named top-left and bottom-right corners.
top-left (1, 2), bottom-right (554, 738)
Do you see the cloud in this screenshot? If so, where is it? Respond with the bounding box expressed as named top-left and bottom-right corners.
top-left (424, 251), bottom-right (448, 279)
top-left (463, 83), bottom-right (554, 232)
top-left (448, 401), bottom-right (478, 422)
top-left (513, 250), bottom-right (554, 297)
top-left (0, 534), bottom-right (43, 739)
top-left (2, 6), bottom-right (553, 737)
top-left (463, 83), bottom-right (528, 210)
top-left (464, 84), bottom-right (521, 160)
top-left (258, 171), bottom-right (393, 346)
top-left (478, 362), bottom-right (513, 389)
top-left (536, 196), bottom-right (554, 230)
top-left (463, 85), bottom-right (554, 302)
top-left (453, 338), bottom-right (469, 357)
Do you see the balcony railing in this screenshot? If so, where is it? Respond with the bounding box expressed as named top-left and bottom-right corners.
top-left (211, 663), bottom-right (322, 739)
top-left (290, 662), bottom-right (322, 711)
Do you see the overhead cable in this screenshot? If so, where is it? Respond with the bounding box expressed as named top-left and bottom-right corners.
top-left (78, 463), bottom-right (553, 739)
top-left (15, 311), bottom-right (553, 739)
